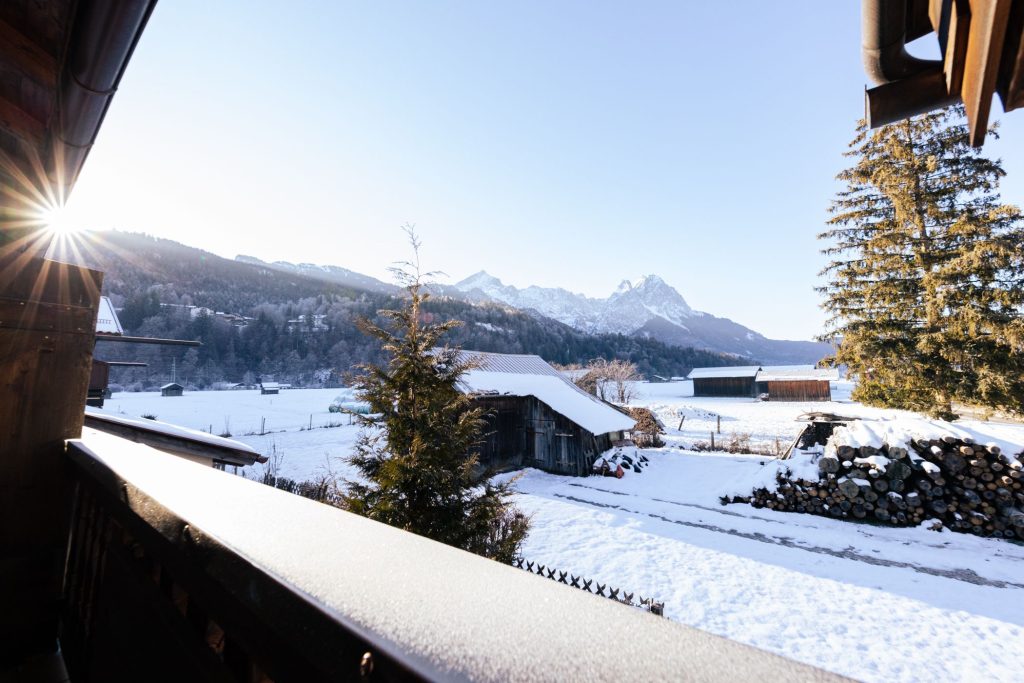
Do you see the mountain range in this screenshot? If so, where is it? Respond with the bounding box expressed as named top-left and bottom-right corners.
top-left (449, 272), bottom-right (831, 365)
top-left (235, 256), bottom-right (831, 365)
top-left (72, 231), bottom-right (744, 385)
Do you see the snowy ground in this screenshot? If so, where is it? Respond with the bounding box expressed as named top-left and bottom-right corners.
top-left (95, 383), bottom-right (1024, 681)
top-left (98, 388), bottom-right (361, 482)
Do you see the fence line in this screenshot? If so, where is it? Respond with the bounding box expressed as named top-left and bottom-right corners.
top-left (511, 557), bottom-right (664, 616)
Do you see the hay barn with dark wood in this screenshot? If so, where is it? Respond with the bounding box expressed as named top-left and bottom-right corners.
top-left (457, 351), bottom-right (636, 477)
top-left (755, 367), bottom-right (838, 402)
top-left (687, 366), bottom-right (761, 397)
top-left (161, 383), bottom-right (184, 397)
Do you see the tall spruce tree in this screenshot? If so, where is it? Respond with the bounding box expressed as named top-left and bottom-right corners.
top-left (820, 106), bottom-right (1024, 419)
top-left (343, 230), bottom-right (528, 562)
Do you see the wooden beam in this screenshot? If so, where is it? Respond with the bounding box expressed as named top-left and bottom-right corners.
top-left (996, 0), bottom-right (1024, 111)
top-left (963, 0), bottom-right (1013, 146)
top-left (0, 93), bottom-right (46, 146)
top-left (0, 16), bottom-right (58, 89)
top-left (943, 0), bottom-right (972, 96)
top-left (0, 254), bottom-right (102, 659)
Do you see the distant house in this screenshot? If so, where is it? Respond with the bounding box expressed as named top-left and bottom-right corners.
top-left (687, 366), bottom-right (762, 397)
top-left (161, 383), bottom-right (184, 397)
top-left (260, 382), bottom-right (280, 395)
top-left (755, 366), bottom-right (839, 402)
top-left (456, 351), bottom-right (636, 476)
top-left (95, 296), bottom-right (124, 335)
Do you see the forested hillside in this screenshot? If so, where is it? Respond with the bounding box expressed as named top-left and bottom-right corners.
top-left (85, 232), bottom-right (750, 388)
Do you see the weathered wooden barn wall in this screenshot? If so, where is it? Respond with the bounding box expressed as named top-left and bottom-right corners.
top-left (472, 396), bottom-right (619, 476)
top-left (765, 380), bottom-right (831, 402)
top-left (692, 376), bottom-right (756, 397)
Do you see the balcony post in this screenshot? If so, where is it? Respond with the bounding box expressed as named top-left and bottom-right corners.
top-left (0, 243), bottom-right (102, 659)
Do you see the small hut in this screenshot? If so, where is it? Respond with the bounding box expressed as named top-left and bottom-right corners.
top-left (260, 382), bottom-right (280, 395)
top-left (754, 366), bottom-right (838, 402)
top-left (687, 366), bottom-right (762, 397)
top-left (456, 351), bottom-right (636, 476)
top-left (161, 382), bottom-right (184, 397)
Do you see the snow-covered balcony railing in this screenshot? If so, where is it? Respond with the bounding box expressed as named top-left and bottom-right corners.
top-left (61, 431), bottom-right (837, 682)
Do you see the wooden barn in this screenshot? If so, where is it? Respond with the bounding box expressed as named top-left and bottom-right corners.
top-left (755, 366), bottom-right (839, 402)
top-left (161, 383), bottom-right (184, 397)
top-left (457, 351), bottom-right (636, 477)
top-left (260, 382), bottom-right (280, 395)
top-left (687, 366), bottom-right (762, 397)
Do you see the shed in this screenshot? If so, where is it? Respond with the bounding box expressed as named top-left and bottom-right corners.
top-left (755, 366), bottom-right (839, 402)
top-left (456, 351), bottom-right (635, 476)
top-left (260, 382), bottom-right (280, 395)
top-left (161, 383), bottom-right (184, 397)
top-left (687, 366), bottom-right (762, 397)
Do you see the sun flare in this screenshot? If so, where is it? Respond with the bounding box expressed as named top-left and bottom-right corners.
top-left (40, 205), bottom-right (82, 237)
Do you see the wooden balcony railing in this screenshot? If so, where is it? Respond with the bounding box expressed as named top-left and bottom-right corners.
top-left (60, 431), bottom-right (840, 682)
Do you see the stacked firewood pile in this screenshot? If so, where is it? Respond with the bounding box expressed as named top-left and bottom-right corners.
top-left (725, 434), bottom-right (1024, 539)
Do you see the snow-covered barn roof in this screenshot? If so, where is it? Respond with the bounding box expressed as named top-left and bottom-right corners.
top-left (161, 383), bottom-right (183, 390)
top-left (687, 366), bottom-right (761, 380)
top-left (756, 366), bottom-right (839, 382)
top-left (261, 382), bottom-right (281, 389)
top-left (95, 296), bottom-right (124, 335)
top-left (456, 350), bottom-right (564, 377)
top-left (455, 351), bottom-right (635, 436)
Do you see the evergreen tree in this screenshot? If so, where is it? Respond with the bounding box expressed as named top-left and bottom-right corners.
top-left (343, 230), bottom-right (529, 562)
top-left (820, 107), bottom-right (1024, 418)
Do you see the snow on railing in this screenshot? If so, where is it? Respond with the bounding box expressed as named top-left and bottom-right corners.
top-left (62, 430), bottom-right (838, 681)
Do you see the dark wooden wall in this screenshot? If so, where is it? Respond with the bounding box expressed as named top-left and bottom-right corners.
top-left (692, 376), bottom-right (756, 397)
top-left (0, 252), bottom-right (102, 659)
top-left (765, 380), bottom-right (832, 402)
top-left (473, 396), bottom-right (615, 477)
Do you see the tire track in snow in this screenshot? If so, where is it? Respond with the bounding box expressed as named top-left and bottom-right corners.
top-left (566, 481), bottom-right (1024, 560)
top-left (553, 492), bottom-right (1024, 589)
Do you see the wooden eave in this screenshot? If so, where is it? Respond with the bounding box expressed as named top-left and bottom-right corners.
top-left (0, 0), bottom-right (158, 247)
top-left (864, 0), bottom-right (1024, 146)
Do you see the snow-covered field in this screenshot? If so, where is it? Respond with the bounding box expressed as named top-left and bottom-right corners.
top-left (95, 383), bottom-right (1024, 681)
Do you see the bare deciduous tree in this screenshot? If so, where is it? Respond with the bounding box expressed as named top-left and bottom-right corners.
top-left (569, 358), bottom-right (641, 404)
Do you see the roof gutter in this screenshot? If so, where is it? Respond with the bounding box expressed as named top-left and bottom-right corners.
top-left (862, 0), bottom-right (958, 127)
top-left (51, 0), bottom-right (159, 197)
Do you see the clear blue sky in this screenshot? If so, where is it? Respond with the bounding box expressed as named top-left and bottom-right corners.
top-left (64, 1), bottom-right (1024, 340)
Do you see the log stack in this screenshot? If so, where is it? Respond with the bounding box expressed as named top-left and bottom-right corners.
top-left (725, 434), bottom-right (1024, 539)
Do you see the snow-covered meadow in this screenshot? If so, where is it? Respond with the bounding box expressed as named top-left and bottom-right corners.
top-left (94, 382), bottom-right (1024, 681)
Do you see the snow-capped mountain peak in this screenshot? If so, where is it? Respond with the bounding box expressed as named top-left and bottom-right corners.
top-left (456, 270), bottom-right (505, 291)
top-left (450, 272), bottom-right (695, 334)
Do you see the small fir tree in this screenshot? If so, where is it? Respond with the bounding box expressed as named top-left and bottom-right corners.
top-left (343, 229), bottom-right (528, 562)
top-left (820, 107), bottom-right (1024, 418)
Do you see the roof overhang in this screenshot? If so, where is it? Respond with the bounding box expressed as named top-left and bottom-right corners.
top-left (85, 411), bottom-right (266, 467)
top-left (1, 0), bottom-right (158, 252)
top-left (863, 0), bottom-right (1024, 146)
